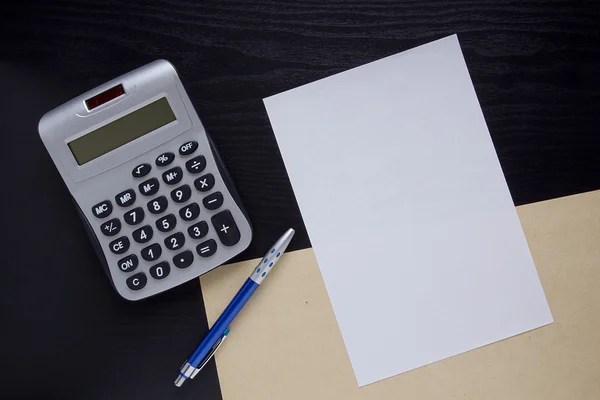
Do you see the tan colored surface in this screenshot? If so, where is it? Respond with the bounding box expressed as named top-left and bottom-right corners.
top-left (200, 190), bottom-right (600, 399)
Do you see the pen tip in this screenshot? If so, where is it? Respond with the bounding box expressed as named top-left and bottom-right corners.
top-left (174, 375), bottom-right (186, 387)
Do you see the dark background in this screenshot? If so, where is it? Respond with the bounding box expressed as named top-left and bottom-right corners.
top-left (2, 1), bottom-right (599, 399)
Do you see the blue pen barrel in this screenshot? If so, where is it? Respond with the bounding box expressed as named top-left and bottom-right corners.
top-left (188, 278), bottom-right (259, 366)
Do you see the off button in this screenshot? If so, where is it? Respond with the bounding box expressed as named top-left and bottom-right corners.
top-left (126, 272), bottom-right (147, 291)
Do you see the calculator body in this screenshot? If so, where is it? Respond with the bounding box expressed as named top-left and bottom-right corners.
top-left (39, 60), bottom-right (252, 301)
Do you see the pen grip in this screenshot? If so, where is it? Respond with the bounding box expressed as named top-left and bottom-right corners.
top-left (188, 278), bottom-right (259, 366)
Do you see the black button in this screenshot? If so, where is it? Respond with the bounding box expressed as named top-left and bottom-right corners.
top-left (138, 178), bottom-right (159, 196)
top-left (132, 225), bottom-right (153, 244)
top-left (100, 218), bottom-right (121, 237)
top-left (203, 192), bottom-right (223, 210)
top-left (188, 221), bottom-right (209, 240)
top-left (173, 250), bottom-right (194, 269)
top-left (156, 214), bottom-right (177, 232)
top-left (115, 189), bottom-right (136, 208)
top-left (170, 184), bottom-right (191, 203)
top-left (185, 155), bottom-right (206, 174)
top-left (162, 166), bottom-right (183, 185)
top-left (196, 239), bottom-right (217, 257)
top-left (147, 196), bottom-right (168, 214)
top-left (141, 243), bottom-right (162, 262)
top-left (124, 207), bottom-right (145, 225)
top-left (92, 200), bottom-right (112, 218)
top-left (132, 163), bottom-right (151, 178)
top-left (194, 173), bottom-right (215, 192)
top-left (149, 262), bottom-right (170, 280)
top-left (179, 141), bottom-right (198, 156)
top-left (109, 236), bottom-right (130, 254)
top-left (179, 203), bottom-right (200, 221)
top-left (164, 232), bottom-right (185, 251)
top-left (126, 272), bottom-right (147, 291)
top-left (211, 210), bottom-right (241, 246)
top-left (117, 254), bottom-right (138, 273)
top-left (155, 152), bottom-right (175, 167)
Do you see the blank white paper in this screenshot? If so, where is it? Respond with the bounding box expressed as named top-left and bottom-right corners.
top-left (263, 35), bottom-right (553, 387)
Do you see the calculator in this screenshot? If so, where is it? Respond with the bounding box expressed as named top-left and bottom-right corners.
top-left (38, 60), bottom-right (253, 301)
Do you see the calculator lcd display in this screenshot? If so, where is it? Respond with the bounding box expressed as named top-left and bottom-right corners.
top-left (68, 97), bottom-right (176, 165)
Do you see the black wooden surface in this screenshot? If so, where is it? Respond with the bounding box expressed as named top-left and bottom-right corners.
top-left (2, 1), bottom-right (600, 399)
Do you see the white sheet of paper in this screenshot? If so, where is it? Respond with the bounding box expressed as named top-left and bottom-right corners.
top-left (263, 35), bottom-right (553, 387)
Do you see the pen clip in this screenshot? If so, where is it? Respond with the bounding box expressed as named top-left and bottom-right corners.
top-left (193, 328), bottom-right (230, 377)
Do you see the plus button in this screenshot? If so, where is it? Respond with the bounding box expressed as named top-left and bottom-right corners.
top-left (220, 224), bottom-right (230, 234)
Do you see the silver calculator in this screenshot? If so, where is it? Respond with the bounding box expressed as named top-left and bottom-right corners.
top-left (39, 60), bottom-right (253, 301)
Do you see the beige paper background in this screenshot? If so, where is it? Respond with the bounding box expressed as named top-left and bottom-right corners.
top-left (200, 190), bottom-right (600, 399)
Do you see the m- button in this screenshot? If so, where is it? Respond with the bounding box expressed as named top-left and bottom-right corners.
top-left (92, 200), bottom-right (112, 218)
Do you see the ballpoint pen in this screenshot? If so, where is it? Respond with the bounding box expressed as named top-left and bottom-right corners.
top-left (174, 228), bottom-right (296, 387)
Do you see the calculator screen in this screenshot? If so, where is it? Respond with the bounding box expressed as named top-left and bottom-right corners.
top-left (68, 97), bottom-right (176, 165)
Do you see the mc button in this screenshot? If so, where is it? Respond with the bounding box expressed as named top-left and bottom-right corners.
top-left (92, 200), bottom-right (112, 218)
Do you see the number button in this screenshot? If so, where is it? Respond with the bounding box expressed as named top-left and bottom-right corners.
top-left (126, 272), bottom-right (147, 291)
top-left (179, 141), bottom-right (198, 156)
top-left (196, 239), bottom-right (217, 258)
top-left (188, 221), bottom-right (209, 240)
top-left (211, 210), bottom-right (241, 246)
top-left (162, 166), bottom-right (183, 185)
top-left (203, 192), bottom-right (223, 210)
top-left (170, 184), bottom-right (191, 203)
top-left (164, 232), bottom-right (185, 251)
top-left (117, 254), bottom-right (138, 273)
top-left (138, 177), bottom-right (159, 197)
top-left (156, 214), bottom-right (177, 233)
top-left (132, 225), bottom-right (153, 244)
top-left (132, 163), bottom-right (151, 178)
top-left (92, 200), bottom-right (112, 218)
top-left (173, 250), bottom-right (194, 269)
top-left (109, 236), bottom-right (130, 255)
top-left (100, 218), bottom-right (121, 237)
top-left (156, 152), bottom-right (175, 167)
top-left (149, 261), bottom-right (171, 280)
top-left (194, 173), bottom-right (215, 192)
top-left (185, 155), bottom-right (206, 174)
top-left (147, 196), bottom-right (168, 215)
top-left (179, 203), bottom-right (200, 221)
top-left (115, 189), bottom-right (136, 208)
top-left (124, 207), bottom-right (145, 225)
top-left (141, 243), bottom-right (162, 262)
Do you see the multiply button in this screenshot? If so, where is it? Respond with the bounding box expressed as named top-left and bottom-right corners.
top-left (162, 167), bottom-right (183, 185)
top-left (211, 210), bottom-right (240, 246)
top-left (92, 200), bottom-right (112, 218)
top-left (139, 178), bottom-right (159, 196)
top-left (126, 272), bottom-right (147, 291)
top-left (155, 152), bottom-right (175, 167)
top-left (132, 163), bottom-right (151, 178)
top-left (203, 192), bottom-right (223, 210)
top-left (115, 189), bottom-right (136, 207)
top-left (109, 236), bottom-right (130, 255)
top-left (185, 155), bottom-right (206, 174)
top-left (194, 173), bottom-right (214, 192)
top-left (179, 141), bottom-right (198, 155)
top-left (100, 218), bottom-right (121, 237)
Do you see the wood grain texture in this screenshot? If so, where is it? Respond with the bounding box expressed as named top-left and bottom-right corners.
top-left (1, 1), bottom-right (600, 399)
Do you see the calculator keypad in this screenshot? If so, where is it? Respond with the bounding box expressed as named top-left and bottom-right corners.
top-left (95, 138), bottom-right (249, 297)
